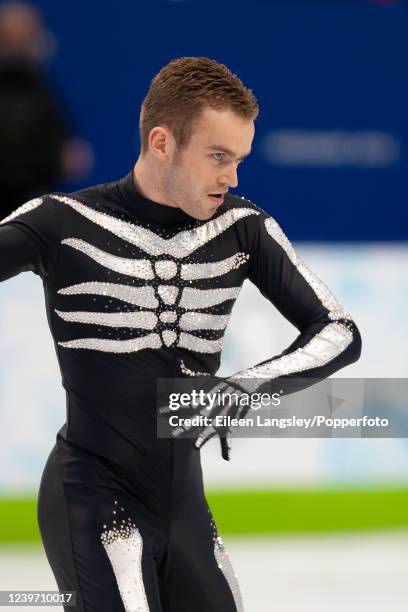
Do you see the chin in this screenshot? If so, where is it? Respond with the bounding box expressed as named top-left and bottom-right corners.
top-left (201, 210), bottom-right (216, 220)
top-left (190, 209), bottom-right (214, 221)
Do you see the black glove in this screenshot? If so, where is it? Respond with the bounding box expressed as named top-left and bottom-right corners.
top-left (158, 378), bottom-right (249, 461)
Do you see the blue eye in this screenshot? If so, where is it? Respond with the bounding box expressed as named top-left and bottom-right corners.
top-left (211, 153), bottom-right (244, 165)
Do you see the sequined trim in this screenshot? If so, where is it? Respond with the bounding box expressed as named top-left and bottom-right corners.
top-left (264, 217), bottom-right (296, 263)
top-left (180, 312), bottom-right (230, 331)
top-left (49, 197), bottom-right (258, 355)
top-left (58, 333), bottom-right (162, 353)
top-left (51, 195), bottom-right (258, 258)
top-left (157, 285), bottom-right (179, 305)
top-left (0, 197), bottom-right (43, 225)
top-left (162, 330), bottom-right (177, 346)
top-left (178, 332), bottom-right (224, 353)
top-left (181, 253), bottom-right (250, 280)
top-left (179, 359), bottom-right (210, 377)
top-left (297, 260), bottom-right (349, 320)
top-left (235, 322), bottom-right (353, 379)
top-left (101, 501), bottom-right (150, 612)
top-left (159, 310), bottom-right (177, 323)
top-left (58, 282), bottom-right (159, 308)
top-left (179, 287), bottom-right (241, 310)
top-left (264, 217), bottom-right (350, 320)
top-left (55, 309), bottom-right (157, 329)
top-left (61, 238), bottom-right (154, 279)
top-left (210, 516), bottom-right (244, 611)
top-left (154, 260), bottom-right (177, 279)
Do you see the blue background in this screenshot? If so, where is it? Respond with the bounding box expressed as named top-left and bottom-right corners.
top-left (33, 0), bottom-right (408, 240)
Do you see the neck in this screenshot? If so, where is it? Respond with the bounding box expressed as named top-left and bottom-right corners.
top-left (132, 157), bottom-right (178, 209)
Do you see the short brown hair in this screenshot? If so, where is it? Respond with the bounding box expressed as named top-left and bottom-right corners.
top-left (139, 56), bottom-right (259, 156)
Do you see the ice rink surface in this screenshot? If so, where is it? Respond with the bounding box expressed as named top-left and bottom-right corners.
top-left (0, 530), bottom-right (407, 611)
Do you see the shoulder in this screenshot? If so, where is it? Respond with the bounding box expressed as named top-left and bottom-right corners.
top-left (69, 178), bottom-right (120, 203)
top-left (46, 178), bottom-right (125, 218)
top-left (220, 194), bottom-right (292, 256)
top-left (0, 193), bottom-right (57, 227)
top-left (220, 193), bottom-right (270, 234)
top-left (223, 192), bottom-right (268, 219)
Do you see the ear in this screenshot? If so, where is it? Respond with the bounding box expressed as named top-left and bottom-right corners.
top-left (148, 126), bottom-right (174, 161)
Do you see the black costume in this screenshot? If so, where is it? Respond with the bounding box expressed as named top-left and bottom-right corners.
top-left (0, 171), bottom-right (361, 611)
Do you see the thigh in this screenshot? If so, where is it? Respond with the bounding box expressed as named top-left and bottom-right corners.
top-left (37, 441), bottom-right (163, 612)
top-left (161, 502), bottom-right (244, 612)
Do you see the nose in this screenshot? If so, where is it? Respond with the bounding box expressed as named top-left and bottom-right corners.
top-left (220, 164), bottom-right (239, 189)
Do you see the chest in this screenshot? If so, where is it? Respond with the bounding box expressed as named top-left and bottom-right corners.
top-left (50, 196), bottom-right (253, 354)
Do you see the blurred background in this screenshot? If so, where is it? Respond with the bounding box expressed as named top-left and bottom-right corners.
top-left (0, 0), bottom-right (408, 610)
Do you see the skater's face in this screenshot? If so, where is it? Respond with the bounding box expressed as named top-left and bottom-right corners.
top-left (157, 106), bottom-right (254, 220)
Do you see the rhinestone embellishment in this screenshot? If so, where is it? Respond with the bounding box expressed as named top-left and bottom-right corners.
top-left (51, 195), bottom-right (258, 258)
top-left (264, 217), bottom-right (350, 320)
top-left (58, 282), bottom-right (159, 309)
top-left (157, 285), bottom-right (179, 305)
top-left (0, 197), bottom-right (43, 225)
top-left (62, 238), bottom-right (154, 279)
top-left (181, 252), bottom-right (250, 280)
top-left (179, 312), bottom-right (230, 331)
top-left (178, 332), bottom-right (224, 354)
top-left (179, 287), bottom-right (241, 310)
top-left (101, 503), bottom-right (149, 612)
top-left (154, 260), bottom-right (177, 279)
top-left (162, 330), bottom-right (177, 347)
top-left (210, 514), bottom-right (244, 611)
top-left (235, 322), bottom-right (353, 379)
top-left (159, 311), bottom-right (177, 323)
top-left (179, 359), bottom-right (210, 377)
top-left (58, 334), bottom-right (162, 353)
top-left (50, 196), bottom-right (254, 354)
top-left (55, 309), bottom-right (157, 329)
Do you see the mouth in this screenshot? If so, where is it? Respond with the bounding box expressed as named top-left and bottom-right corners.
top-left (208, 193), bottom-right (226, 204)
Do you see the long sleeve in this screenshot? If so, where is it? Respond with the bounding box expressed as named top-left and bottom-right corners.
top-left (0, 196), bottom-right (60, 282)
top-left (230, 211), bottom-right (361, 390)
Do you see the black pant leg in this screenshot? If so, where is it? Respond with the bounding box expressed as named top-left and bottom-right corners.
top-left (37, 440), bottom-right (163, 612)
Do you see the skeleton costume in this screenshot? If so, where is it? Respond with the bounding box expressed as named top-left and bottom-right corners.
top-left (0, 170), bottom-right (361, 611)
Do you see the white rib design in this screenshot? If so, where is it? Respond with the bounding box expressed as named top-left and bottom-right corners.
top-left (51, 195), bottom-right (258, 258)
top-left (157, 285), bottom-right (179, 305)
top-left (58, 334), bottom-right (162, 353)
top-left (179, 287), bottom-right (241, 310)
top-left (58, 282), bottom-right (159, 308)
top-left (55, 309), bottom-right (157, 329)
top-left (179, 312), bottom-right (230, 331)
top-left (61, 238), bottom-right (154, 279)
top-left (181, 253), bottom-right (249, 280)
top-left (162, 330), bottom-right (177, 346)
top-left (178, 332), bottom-right (224, 353)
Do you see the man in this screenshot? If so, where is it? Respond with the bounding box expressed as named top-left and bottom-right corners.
top-left (0, 56), bottom-right (361, 611)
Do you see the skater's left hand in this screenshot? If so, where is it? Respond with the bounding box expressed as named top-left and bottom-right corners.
top-left (158, 378), bottom-right (249, 461)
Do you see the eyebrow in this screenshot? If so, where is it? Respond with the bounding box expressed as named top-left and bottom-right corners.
top-left (207, 145), bottom-right (252, 161)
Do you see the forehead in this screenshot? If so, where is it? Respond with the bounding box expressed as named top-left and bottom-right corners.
top-left (191, 106), bottom-right (254, 148)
